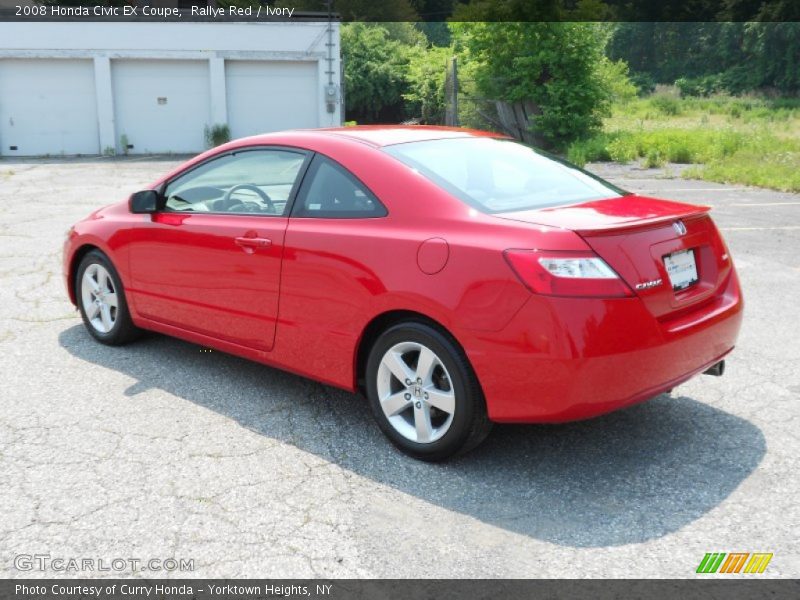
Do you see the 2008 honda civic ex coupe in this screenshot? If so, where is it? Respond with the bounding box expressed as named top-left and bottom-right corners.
top-left (63, 126), bottom-right (743, 460)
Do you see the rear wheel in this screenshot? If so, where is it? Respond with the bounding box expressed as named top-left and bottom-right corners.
top-left (76, 250), bottom-right (141, 345)
top-left (365, 322), bottom-right (492, 461)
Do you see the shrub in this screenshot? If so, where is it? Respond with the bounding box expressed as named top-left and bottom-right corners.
top-left (566, 133), bottom-right (617, 165)
top-left (607, 135), bottom-right (638, 163)
top-left (204, 124), bottom-right (231, 148)
top-left (629, 73), bottom-right (656, 96)
top-left (675, 75), bottom-right (722, 97)
top-left (649, 95), bottom-right (682, 116)
top-left (643, 148), bottom-right (666, 168)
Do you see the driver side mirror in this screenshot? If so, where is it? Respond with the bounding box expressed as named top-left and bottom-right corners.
top-left (129, 190), bottom-right (159, 214)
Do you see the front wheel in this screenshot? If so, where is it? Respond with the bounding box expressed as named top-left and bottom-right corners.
top-left (76, 250), bottom-right (141, 345)
top-left (365, 322), bottom-right (492, 461)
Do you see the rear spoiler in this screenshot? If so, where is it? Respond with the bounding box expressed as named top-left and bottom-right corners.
top-left (576, 205), bottom-right (711, 236)
top-left (495, 196), bottom-right (712, 236)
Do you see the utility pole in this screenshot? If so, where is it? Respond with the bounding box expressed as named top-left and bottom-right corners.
top-left (323, 0), bottom-right (338, 117)
top-left (445, 56), bottom-right (459, 127)
top-left (452, 56), bottom-right (459, 127)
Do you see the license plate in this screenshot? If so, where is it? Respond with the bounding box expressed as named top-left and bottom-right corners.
top-left (663, 249), bottom-right (698, 291)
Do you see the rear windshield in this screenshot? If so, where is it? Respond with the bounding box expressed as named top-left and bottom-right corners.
top-left (383, 137), bottom-right (627, 213)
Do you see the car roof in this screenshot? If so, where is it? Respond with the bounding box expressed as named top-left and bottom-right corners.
top-left (240, 125), bottom-right (509, 148)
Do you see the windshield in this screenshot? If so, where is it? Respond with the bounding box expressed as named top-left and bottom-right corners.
top-left (383, 137), bottom-right (627, 213)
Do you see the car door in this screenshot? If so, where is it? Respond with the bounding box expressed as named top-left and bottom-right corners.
top-left (277, 154), bottom-right (389, 384)
top-left (127, 147), bottom-right (310, 352)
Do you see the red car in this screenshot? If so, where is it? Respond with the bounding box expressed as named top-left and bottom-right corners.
top-left (63, 126), bottom-right (743, 460)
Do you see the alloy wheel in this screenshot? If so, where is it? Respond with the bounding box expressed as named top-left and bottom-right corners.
top-left (80, 263), bottom-right (118, 334)
top-left (376, 341), bottom-right (456, 443)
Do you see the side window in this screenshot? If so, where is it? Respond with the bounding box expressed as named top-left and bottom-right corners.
top-left (163, 149), bottom-right (307, 216)
top-left (293, 156), bottom-right (386, 218)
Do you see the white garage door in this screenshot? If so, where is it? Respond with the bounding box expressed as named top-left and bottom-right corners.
top-left (226, 61), bottom-right (318, 139)
top-left (0, 59), bottom-right (99, 156)
top-left (112, 60), bottom-right (210, 154)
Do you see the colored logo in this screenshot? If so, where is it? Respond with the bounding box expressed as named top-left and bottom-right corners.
top-left (696, 552), bottom-right (773, 574)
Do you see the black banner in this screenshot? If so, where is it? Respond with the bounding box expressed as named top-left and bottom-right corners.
top-left (1, 0), bottom-right (799, 23)
top-left (1, 579), bottom-right (799, 600)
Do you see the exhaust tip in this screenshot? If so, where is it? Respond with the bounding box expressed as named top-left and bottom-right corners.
top-left (703, 360), bottom-right (725, 377)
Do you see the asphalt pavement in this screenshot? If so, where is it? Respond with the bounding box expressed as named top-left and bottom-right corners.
top-left (0, 157), bottom-right (797, 578)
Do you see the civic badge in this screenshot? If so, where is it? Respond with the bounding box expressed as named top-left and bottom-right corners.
top-left (673, 220), bottom-right (687, 236)
top-left (635, 278), bottom-right (663, 290)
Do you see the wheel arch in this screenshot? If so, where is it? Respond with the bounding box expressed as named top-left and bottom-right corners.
top-left (354, 309), bottom-right (471, 396)
top-left (67, 243), bottom-right (103, 305)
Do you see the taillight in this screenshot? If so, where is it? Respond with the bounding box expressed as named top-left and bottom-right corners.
top-left (503, 249), bottom-right (633, 298)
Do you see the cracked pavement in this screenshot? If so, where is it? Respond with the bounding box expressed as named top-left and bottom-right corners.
top-left (0, 158), bottom-right (797, 578)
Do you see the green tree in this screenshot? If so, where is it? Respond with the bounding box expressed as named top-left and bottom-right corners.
top-left (380, 22), bottom-right (427, 46)
top-left (741, 22), bottom-right (800, 93)
top-left (404, 45), bottom-right (451, 124)
top-left (341, 23), bottom-right (414, 122)
top-left (608, 21), bottom-right (800, 94)
top-left (596, 57), bottom-right (638, 104)
top-left (450, 22), bottom-right (617, 148)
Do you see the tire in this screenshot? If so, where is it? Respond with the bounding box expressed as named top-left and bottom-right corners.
top-left (365, 321), bottom-right (492, 461)
top-left (75, 249), bottom-right (141, 346)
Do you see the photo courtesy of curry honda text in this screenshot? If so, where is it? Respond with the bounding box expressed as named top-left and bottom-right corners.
top-left (63, 126), bottom-right (743, 460)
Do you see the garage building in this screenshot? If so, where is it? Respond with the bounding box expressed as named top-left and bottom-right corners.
top-left (0, 20), bottom-right (342, 156)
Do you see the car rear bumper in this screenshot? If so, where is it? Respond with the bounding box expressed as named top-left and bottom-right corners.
top-left (467, 268), bottom-right (743, 423)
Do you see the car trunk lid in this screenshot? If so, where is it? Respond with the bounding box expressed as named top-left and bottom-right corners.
top-left (497, 195), bottom-right (732, 318)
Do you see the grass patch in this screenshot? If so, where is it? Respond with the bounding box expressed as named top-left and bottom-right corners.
top-left (567, 94), bottom-right (800, 192)
top-left (685, 151), bottom-right (800, 193)
top-left (566, 132), bottom-right (617, 165)
top-left (568, 128), bottom-right (748, 165)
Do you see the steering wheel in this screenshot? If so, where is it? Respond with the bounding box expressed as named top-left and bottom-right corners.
top-left (222, 184), bottom-right (275, 212)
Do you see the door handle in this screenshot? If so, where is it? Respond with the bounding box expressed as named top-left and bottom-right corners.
top-left (234, 236), bottom-right (272, 252)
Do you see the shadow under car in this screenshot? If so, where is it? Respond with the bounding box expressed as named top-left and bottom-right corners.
top-left (58, 324), bottom-right (765, 548)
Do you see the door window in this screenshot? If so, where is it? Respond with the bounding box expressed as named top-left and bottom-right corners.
top-left (293, 155), bottom-right (386, 218)
top-left (164, 149), bottom-right (307, 215)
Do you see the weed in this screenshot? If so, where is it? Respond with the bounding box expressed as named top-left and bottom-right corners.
top-left (565, 94), bottom-right (800, 191)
